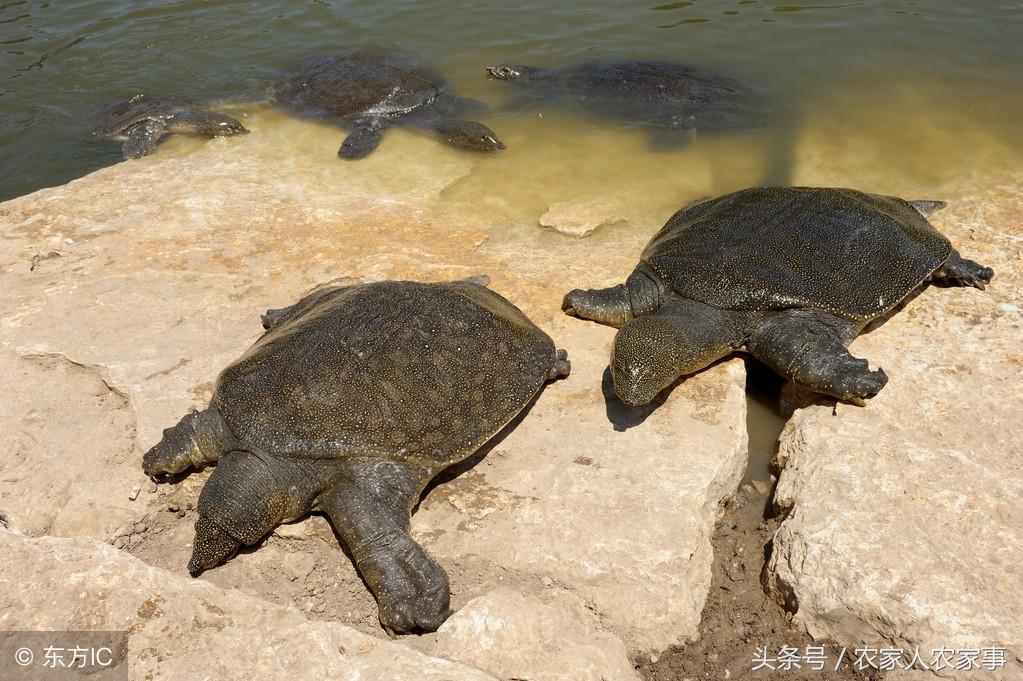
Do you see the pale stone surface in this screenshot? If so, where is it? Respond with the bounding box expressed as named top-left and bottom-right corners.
top-left (0, 127), bottom-right (748, 674)
top-left (766, 173), bottom-right (1023, 680)
top-left (0, 529), bottom-right (498, 681)
top-left (539, 198), bottom-right (626, 238)
top-left (426, 587), bottom-right (640, 681)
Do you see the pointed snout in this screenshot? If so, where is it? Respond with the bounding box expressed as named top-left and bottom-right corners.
top-left (484, 65), bottom-right (520, 81)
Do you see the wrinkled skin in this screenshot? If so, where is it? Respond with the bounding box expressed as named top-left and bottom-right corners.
top-left (93, 95), bottom-right (247, 159)
top-left (143, 278), bottom-right (569, 634)
top-left (563, 187), bottom-right (994, 406)
top-left (275, 54), bottom-right (505, 159)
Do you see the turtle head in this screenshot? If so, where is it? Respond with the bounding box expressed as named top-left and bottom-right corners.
top-left (203, 112), bottom-right (249, 137)
top-left (189, 450), bottom-right (293, 576)
top-left (187, 112), bottom-right (248, 137)
top-left (485, 64), bottom-right (538, 81)
top-left (611, 311), bottom-right (723, 406)
top-left (611, 316), bottom-right (686, 406)
top-left (433, 118), bottom-right (505, 152)
top-left (189, 516), bottom-right (242, 576)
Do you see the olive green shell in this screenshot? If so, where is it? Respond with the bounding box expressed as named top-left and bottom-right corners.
top-left (274, 54), bottom-right (439, 119)
top-left (212, 281), bottom-right (556, 467)
top-left (641, 186), bottom-right (952, 322)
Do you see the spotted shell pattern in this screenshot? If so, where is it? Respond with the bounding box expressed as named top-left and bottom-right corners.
top-left (641, 186), bottom-right (952, 322)
top-left (212, 280), bottom-right (557, 467)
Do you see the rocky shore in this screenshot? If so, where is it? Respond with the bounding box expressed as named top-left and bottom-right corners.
top-left (0, 128), bottom-right (1019, 679)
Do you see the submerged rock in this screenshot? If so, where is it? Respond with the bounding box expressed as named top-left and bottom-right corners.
top-left (539, 198), bottom-right (626, 238)
top-left (766, 173), bottom-right (1023, 681)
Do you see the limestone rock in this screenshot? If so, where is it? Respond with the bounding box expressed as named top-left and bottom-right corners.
top-left (0, 529), bottom-right (498, 681)
top-left (539, 199), bottom-right (626, 238)
top-left (427, 588), bottom-right (640, 681)
top-left (0, 351), bottom-right (143, 538)
top-left (0, 127), bottom-right (748, 663)
top-left (766, 173), bottom-right (1023, 681)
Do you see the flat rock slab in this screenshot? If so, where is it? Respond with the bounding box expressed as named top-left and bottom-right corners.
top-left (766, 173), bottom-right (1023, 680)
top-left (0, 130), bottom-right (749, 674)
top-left (539, 198), bottom-right (627, 238)
top-left (0, 529), bottom-right (498, 681)
top-left (425, 587), bottom-right (641, 681)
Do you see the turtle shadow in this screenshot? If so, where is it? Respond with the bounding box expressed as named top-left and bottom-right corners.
top-left (602, 355), bottom-right (734, 431)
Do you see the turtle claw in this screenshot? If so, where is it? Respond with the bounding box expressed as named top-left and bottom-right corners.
top-left (368, 533), bottom-right (451, 634)
top-left (836, 366), bottom-right (888, 405)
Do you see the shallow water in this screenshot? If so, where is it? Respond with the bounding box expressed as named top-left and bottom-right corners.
top-left (3, 1), bottom-right (1022, 476)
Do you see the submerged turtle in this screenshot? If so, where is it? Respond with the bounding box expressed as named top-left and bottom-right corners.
top-left (143, 278), bottom-right (569, 633)
top-left (93, 95), bottom-right (247, 159)
top-left (563, 187), bottom-right (994, 406)
top-left (275, 54), bottom-right (505, 159)
top-left (485, 60), bottom-right (758, 145)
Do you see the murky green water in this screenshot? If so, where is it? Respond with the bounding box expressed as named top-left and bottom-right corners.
top-left (3, 0), bottom-right (1022, 202)
top-left (3, 0), bottom-right (1022, 476)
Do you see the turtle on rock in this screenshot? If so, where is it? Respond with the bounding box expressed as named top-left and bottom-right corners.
top-left (562, 187), bottom-right (994, 406)
top-left (485, 60), bottom-right (759, 146)
top-left (143, 277), bottom-right (569, 634)
top-left (275, 53), bottom-right (505, 159)
top-left (93, 95), bottom-right (247, 159)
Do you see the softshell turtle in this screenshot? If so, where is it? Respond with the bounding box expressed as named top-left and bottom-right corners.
top-left (143, 278), bottom-right (569, 633)
top-left (485, 60), bottom-right (757, 145)
top-left (93, 95), bottom-right (247, 159)
top-left (563, 187), bottom-right (993, 405)
top-left (275, 54), bottom-right (505, 159)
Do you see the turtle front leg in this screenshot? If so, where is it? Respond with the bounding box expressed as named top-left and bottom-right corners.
top-left (748, 310), bottom-right (887, 405)
top-left (143, 408), bottom-right (231, 479)
top-left (338, 118), bottom-right (389, 159)
top-left (261, 303), bottom-right (299, 330)
top-left (320, 457), bottom-right (448, 634)
top-left (563, 268), bottom-right (663, 328)
top-left (122, 119), bottom-right (166, 159)
top-left (929, 249), bottom-right (994, 290)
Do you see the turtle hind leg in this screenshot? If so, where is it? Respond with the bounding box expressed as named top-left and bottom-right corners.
top-left (929, 249), bottom-right (994, 290)
top-left (748, 309), bottom-right (886, 405)
top-left (122, 119), bottom-right (166, 159)
top-left (142, 408), bottom-right (230, 479)
top-left (320, 458), bottom-right (448, 634)
top-left (338, 118), bottom-right (389, 159)
top-left (549, 348), bottom-right (571, 380)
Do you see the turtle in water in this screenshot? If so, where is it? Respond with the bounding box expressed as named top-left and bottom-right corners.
top-left (275, 54), bottom-right (505, 159)
top-left (484, 60), bottom-right (758, 146)
top-left (563, 187), bottom-right (994, 406)
top-left (143, 277), bottom-right (569, 633)
top-left (93, 95), bottom-right (247, 159)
